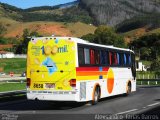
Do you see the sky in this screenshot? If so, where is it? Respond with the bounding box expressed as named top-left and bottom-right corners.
top-left (0, 0), bottom-right (76, 9)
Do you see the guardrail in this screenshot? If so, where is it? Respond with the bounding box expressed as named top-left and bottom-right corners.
top-left (137, 79), bottom-right (160, 85)
top-left (0, 77), bottom-right (26, 83)
top-left (0, 77), bottom-right (26, 81)
top-left (0, 90), bottom-right (26, 97)
top-left (0, 79), bottom-right (26, 83)
top-left (14, 54), bottom-right (27, 58)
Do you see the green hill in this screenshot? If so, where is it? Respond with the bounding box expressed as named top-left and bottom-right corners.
top-left (0, 2), bottom-right (93, 24)
top-left (0, 2), bottom-right (95, 38)
top-left (0, 1), bottom-right (160, 40)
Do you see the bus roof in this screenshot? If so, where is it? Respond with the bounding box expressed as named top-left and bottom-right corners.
top-left (31, 37), bottom-right (134, 53)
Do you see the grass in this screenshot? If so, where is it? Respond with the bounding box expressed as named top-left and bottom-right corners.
top-left (0, 58), bottom-right (26, 74)
top-left (122, 27), bottom-right (160, 43)
top-left (66, 22), bottom-right (96, 37)
top-left (140, 60), bottom-right (152, 66)
top-left (122, 28), bottom-right (146, 37)
top-left (0, 15), bottom-right (96, 38)
top-left (136, 71), bottom-right (157, 79)
top-left (0, 83), bottom-right (26, 92)
top-left (137, 80), bottom-right (160, 86)
top-left (122, 28), bottom-right (147, 43)
top-left (148, 28), bottom-right (160, 34)
top-left (137, 74), bottom-right (156, 79)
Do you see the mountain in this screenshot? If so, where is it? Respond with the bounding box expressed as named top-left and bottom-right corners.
top-left (80, 0), bottom-right (160, 31)
top-left (0, 1), bottom-right (95, 38)
top-left (0, 1), bottom-right (93, 24)
top-left (24, 1), bottom-right (80, 12)
top-left (1, 0), bottom-right (160, 28)
top-left (52, 0), bottom-right (79, 9)
top-left (0, 0), bottom-right (160, 39)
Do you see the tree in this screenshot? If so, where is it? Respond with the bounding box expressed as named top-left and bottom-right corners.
top-left (113, 35), bottom-right (126, 48)
top-left (139, 47), bottom-right (151, 60)
top-left (0, 37), bottom-right (7, 44)
top-left (130, 33), bottom-right (160, 61)
top-left (81, 25), bottom-right (126, 48)
top-left (16, 29), bottom-right (42, 54)
top-left (94, 25), bottom-right (115, 45)
top-left (150, 59), bottom-right (160, 71)
top-left (81, 33), bottom-right (95, 42)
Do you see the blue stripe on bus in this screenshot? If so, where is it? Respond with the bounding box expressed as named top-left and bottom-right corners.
top-left (99, 67), bottom-right (103, 71)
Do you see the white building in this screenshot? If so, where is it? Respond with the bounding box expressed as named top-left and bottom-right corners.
top-left (136, 61), bottom-right (147, 71)
top-left (0, 51), bottom-right (15, 58)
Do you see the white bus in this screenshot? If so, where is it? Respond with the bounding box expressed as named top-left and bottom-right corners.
top-left (26, 37), bottom-right (136, 105)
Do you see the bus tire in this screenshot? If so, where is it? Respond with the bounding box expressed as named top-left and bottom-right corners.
top-left (92, 86), bottom-right (100, 105)
top-left (125, 82), bottom-right (131, 96)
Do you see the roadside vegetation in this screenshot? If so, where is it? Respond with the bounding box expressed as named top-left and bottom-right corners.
top-left (0, 58), bottom-right (26, 73)
top-left (130, 33), bottom-right (160, 73)
top-left (137, 80), bottom-right (160, 86)
top-left (0, 83), bottom-right (25, 92)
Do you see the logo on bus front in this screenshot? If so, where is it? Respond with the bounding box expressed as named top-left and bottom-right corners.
top-left (58, 45), bottom-right (68, 53)
top-left (41, 45), bottom-right (69, 55)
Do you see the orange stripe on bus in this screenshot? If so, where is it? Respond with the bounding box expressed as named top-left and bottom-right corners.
top-left (76, 71), bottom-right (108, 76)
top-left (76, 75), bottom-right (107, 81)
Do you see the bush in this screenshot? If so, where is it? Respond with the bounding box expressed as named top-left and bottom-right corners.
top-left (81, 25), bottom-right (126, 48)
top-left (130, 33), bottom-right (160, 60)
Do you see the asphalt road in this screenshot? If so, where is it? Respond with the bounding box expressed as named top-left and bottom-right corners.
top-left (0, 86), bottom-right (160, 120)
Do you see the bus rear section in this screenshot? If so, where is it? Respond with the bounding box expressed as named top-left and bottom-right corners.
top-left (26, 37), bottom-right (79, 101)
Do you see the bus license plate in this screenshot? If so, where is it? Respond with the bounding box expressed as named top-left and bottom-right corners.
top-left (45, 83), bottom-right (55, 89)
top-left (33, 83), bottom-right (43, 88)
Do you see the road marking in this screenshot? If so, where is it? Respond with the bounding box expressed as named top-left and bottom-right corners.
top-left (116, 109), bottom-right (138, 115)
top-left (147, 102), bottom-right (160, 107)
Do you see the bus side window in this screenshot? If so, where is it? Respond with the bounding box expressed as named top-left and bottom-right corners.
top-left (90, 49), bottom-right (95, 64)
top-left (114, 52), bottom-right (118, 65)
top-left (126, 54), bottom-right (131, 66)
top-left (117, 53), bottom-right (120, 65)
top-left (105, 51), bottom-right (109, 65)
top-left (129, 54), bottom-right (132, 65)
top-left (111, 52), bottom-right (116, 65)
top-left (124, 54), bottom-right (127, 65)
top-left (120, 53), bottom-right (124, 66)
top-left (112, 52), bottom-right (115, 65)
top-left (100, 50), bottom-right (105, 65)
top-left (95, 50), bottom-right (100, 64)
top-left (84, 48), bottom-right (90, 64)
top-left (78, 47), bottom-right (85, 65)
top-left (109, 52), bottom-right (112, 65)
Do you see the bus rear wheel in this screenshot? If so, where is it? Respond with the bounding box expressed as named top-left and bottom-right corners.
top-left (126, 82), bottom-right (131, 96)
top-left (92, 87), bottom-right (100, 105)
